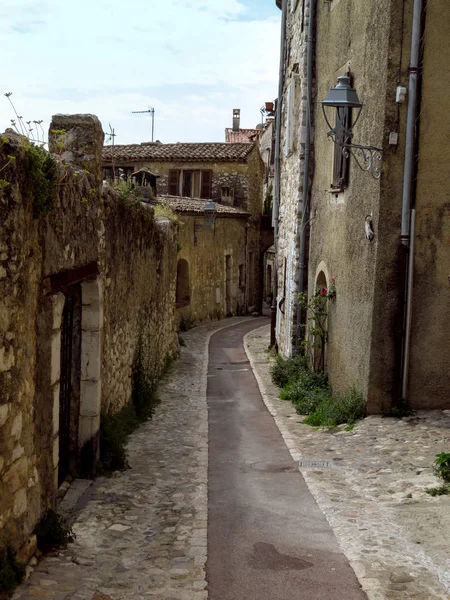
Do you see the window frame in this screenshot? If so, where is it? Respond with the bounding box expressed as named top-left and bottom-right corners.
top-left (331, 108), bottom-right (351, 191)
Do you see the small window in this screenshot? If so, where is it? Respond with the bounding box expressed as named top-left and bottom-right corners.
top-left (331, 110), bottom-right (350, 190)
top-left (221, 187), bottom-right (234, 199)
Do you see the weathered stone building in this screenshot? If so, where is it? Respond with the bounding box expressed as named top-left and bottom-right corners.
top-left (273, 0), bottom-right (450, 411)
top-left (149, 196), bottom-right (251, 325)
top-left (0, 116), bottom-right (178, 557)
top-left (103, 140), bottom-right (269, 313)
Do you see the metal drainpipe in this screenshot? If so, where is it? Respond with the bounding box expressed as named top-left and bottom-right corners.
top-left (400, 0), bottom-right (423, 399)
top-left (295, 0), bottom-right (316, 351)
top-left (270, 0), bottom-right (288, 348)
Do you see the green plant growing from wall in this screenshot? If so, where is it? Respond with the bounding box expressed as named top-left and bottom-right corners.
top-left (299, 289), bottom-right (328, 373)
top-left (0, 136), bottom-right (15, 190)
top-left (153, 204), bottom-right (184, 225)
top-left (0, 547), bottom-right (25, 595)
top-left (34, 510), bottom-right (74, 554)
top-left (24, 142), bottom-right (58, 217)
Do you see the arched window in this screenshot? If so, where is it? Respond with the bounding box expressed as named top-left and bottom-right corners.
top-left (176, 259), bottom-right (190, 308)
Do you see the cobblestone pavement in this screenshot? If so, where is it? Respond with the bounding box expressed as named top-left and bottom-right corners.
top-left (13, 317), bottom-right (253, 600)
top-left (245, 324), bottom-right (450, 600)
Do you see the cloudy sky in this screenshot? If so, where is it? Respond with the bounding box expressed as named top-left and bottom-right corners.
top-left (0, 0), bottom-right (281, 144)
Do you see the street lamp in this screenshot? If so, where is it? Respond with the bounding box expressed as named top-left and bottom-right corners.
top-left (321, 75), bottom-right (383, 179)
top-left (194, 200), bottom-right (217, 245)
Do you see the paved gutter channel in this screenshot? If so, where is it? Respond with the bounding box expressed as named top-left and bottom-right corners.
top-left (244, 323), bottom-right (450, 600)
top-left (207, 319), bottom-right (366, 600)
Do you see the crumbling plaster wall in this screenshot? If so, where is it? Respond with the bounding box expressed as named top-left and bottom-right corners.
top-left (309, 0), bottom-right (402, 412)
top-left (175, 214), bottom-right (248, 325)
top-left (0, 115), bottom-right (178, 556)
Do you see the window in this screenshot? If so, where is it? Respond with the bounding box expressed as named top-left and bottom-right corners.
top-left (176, 259), bottom-right (190, 308)
top-left (168, 169), bottom-right (212, 198)
top-left (331, 109), bottom-right (350, 190)
top-left (103, 166), bottom-right (134, 182)
top-left (221, 187), bottom-right (235, 203)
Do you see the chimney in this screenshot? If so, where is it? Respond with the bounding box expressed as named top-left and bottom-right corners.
top-left (232, 109), bottom-right (240, 132)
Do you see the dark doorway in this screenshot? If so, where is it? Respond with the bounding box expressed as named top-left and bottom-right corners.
top-left (58, 284), bottom-right (81, 485)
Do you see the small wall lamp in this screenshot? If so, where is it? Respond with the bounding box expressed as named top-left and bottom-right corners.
top-left (194, 200), bottom-right (217, 245)
top-left (321, 75), bottom-right (383, 179)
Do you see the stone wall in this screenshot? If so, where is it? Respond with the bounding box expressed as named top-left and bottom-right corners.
top-left (175, 214), bottom-right (248, 326)
top-left (0, 116), bottom-right (178, 556)
top-left (134, 160), bottom-right (250, 209)
top-left (276, 0), bottom-right (310, 356)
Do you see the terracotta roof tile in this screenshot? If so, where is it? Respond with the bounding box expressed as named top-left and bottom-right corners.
top-left (103, 142), bottom-right (254, 163)
top-left (152, 195), bottom-right (249, 217)
top-left (225, 128), bottom-right (261, 143)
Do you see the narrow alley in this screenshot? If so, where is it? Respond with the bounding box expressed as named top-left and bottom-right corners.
top-left (9, 316), bottom-right (450, 600)
top-left (11, 318), bottom-right (363, 600)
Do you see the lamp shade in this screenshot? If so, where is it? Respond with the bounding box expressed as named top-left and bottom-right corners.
top-left (203, 200), bottom-right (216, 214)
top-left (321, 76), bottom-right (362, 109)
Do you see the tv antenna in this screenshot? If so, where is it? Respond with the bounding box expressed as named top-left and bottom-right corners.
top-left (106, 124), bottom-right (117, 180)
top-left (132, 107), bottom-right (155, 142)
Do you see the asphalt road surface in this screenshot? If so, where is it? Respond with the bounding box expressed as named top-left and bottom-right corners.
top-left (207, 319), bottom-right (366, 600)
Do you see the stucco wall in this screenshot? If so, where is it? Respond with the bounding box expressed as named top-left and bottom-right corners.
top-left (175, 214), bottom-right (248, 326)
top-left (308, 0), bottom-right (398, 410)
top-left (0, 117), bottom-right (178, 556)
top-left (408, 0), bottom-right (450, 409)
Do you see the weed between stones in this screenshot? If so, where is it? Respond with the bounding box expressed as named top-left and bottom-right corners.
top-left (0, 547), bottom-right (25, 597)
top-left (100, 326), bottom-right (174, 473)
top-left (34, 509), bottom-right (74, 555)
top-left (271, 355), bottom-right (366, 428)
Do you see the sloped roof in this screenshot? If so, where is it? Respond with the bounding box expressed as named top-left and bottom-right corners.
top-left (225, 128), bottom-right (260, 143)
top-left (153, 195), bottom-right (249, 217)
top-left (103, 142), bottom-right (254, 163)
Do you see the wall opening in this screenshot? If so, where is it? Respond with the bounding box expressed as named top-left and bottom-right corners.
top-left (58, 284), bottom-right (81, 485)
top-left (313, 270), bottom-right (328, 372)
top-left (176, 259), bottom-right (191, 308)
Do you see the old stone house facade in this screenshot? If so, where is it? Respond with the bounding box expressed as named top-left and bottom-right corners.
top-left (103, 141), bottom-right (269, 314)
top-left (0, 116), bottom-right (179, 559)
top-left (274, 0), bottom-right (450, 412)
top-left (149, 196), bottom-right (251, 325)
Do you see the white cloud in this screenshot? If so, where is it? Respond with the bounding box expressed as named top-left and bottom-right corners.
top-left (0, 0), bottom-right (280, 142)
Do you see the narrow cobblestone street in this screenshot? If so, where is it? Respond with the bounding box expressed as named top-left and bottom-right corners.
top-left (13, 318), bottom-right (254, 600)
top-left (246, 325), bottom-right (450, 600)
top-left (11, 319), bottom-right (450, 600)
